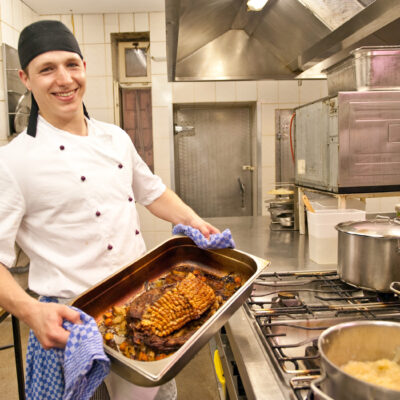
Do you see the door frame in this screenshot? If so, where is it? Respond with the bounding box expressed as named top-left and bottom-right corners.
top-left (172, 102), bottom-right (261, 217)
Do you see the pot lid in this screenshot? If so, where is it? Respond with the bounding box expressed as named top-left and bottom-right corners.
top-left (336, 217), bottom-right (400, 239)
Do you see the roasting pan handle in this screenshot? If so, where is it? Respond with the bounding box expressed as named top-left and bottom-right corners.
top-left (310, 374), bottom-right (335, 400)
top-left (390, 281), bottom-right (400, 296)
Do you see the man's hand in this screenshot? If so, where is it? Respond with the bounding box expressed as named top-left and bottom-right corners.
top-left (187, 216), bottom-right (220, 239)
top-left (26, 301), bottom-right (82, 349)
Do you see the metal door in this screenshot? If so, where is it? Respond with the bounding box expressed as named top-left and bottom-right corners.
top-left (174, 105), bottom-right (253, 217)
top-left (121, 88), bottom-right (154, 172)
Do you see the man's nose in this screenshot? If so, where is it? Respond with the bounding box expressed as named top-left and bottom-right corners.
top-left (55, 66), bottom-right (73, 85)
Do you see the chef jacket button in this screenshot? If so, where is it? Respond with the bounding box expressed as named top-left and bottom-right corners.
top-left (60, 145), bottom-right (65, 150)
top-left (81, 176), bottom-right (86, 182)
top-left (107, 244), bottom-right (113, 250)
top-left (118, 163), bottom-right (123, 169)
top-left (135, 229), bottom-right (140, 235)
top-left (128, 196), bottom-right (133, 202)
top-left (95, 211), bottom-right (101, 217)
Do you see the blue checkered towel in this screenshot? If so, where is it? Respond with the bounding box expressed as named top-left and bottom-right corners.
top-left (25, 297), bottom-right (110, 400)
top-left (172, 224), bottom-right (235, 249)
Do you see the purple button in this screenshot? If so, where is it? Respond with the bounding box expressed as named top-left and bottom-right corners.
top-left (118, 164), bottom-right (123, 169)
top-left (60, 145), bottom-right (65, 150)
top-left (135, 229), bottom-right (140, 235)
top-left (128, 197), bottom-right (133, 202)
top-left (107, 244), bottom-right (113, 250)
top-left (81, 176), bottom-right (86, 182)
top-left (96, 211), bottom-right (101, 217)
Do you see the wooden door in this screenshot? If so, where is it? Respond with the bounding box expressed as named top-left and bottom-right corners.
top-left (121, 88), bottom-right (154, 172)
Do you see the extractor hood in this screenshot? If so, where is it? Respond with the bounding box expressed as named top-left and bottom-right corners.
top-left (166, 0), bottom-right (400, 81)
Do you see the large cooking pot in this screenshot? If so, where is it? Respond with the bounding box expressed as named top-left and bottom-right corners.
top-left (311, 320), bottom-right (400, 400)
top-left (335, 217), bottom-right (400, 292)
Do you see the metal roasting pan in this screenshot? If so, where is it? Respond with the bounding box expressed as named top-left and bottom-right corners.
top-left (71, 236), bottom-right (269, 386)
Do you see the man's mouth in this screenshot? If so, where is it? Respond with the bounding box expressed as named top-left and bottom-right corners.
top-left (54, 89), bottom-right (78, 97)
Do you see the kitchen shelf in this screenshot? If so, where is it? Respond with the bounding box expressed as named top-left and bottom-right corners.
top-left (296, 185), bottom-right (400, 234)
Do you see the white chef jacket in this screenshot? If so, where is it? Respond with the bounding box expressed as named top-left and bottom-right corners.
top-left (0, 116), bottom-right (166, 298)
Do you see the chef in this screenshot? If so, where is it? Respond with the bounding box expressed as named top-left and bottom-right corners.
top-left (0, 20), bottom-right (219, 399)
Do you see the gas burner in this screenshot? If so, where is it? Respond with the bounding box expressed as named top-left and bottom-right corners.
top-left (244, 270), bottom-right (400, 400)
top-left (303, 339), bottom-right (320, 370)
top-left (272, 291), bottom-right (302, 308)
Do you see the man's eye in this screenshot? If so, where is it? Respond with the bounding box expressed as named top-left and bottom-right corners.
top-left (40, 67), bottom-right (52, 73)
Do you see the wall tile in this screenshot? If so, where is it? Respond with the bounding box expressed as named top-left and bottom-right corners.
top-left (153, 137), bottom-right (171, 171)
top-left (216, 81), bottom-right (235, 102)
top-left (278, 80), bottom-right (299, 104)
top-left (72, 14), bottom-right (83, 44)
top-left (2, 0), bottom-right (13, 26)
top-left (155, 168), bottom-right (171, 188)
top-left (82, 14), bottom-right (104, 44)
top-left (152, 106), bottom-right (171, 139)
top-left (89, 108), bottom-right (114, 124)
top-left (258, 80), bottom-right (278, 103)
top-left (104, 14), bottom-right (118, 43)
top-left (380, 197), bottom-right (400, 212)
top-left (136, 204), bottom-right (155, 230)
top-left (0, 139), bottom-right (9, 146)
top-left (22, 2), bottom-right (34, 28)
top-left (261, 103), bottom-right (276, 136)
top-left (60, 14), bottom-right (73, 32)
top-left (84, 44), bottom-right (106, 76)
top-left (105, 44), bottom-right (112, 76)
top-left (0, 101), bottom-right (8, 140)
top-left (119, 13), bottom-right (134, 32)
top-left (151, 61), bottom-right (167, 75)
top-left (194, 82), bottom-right (215, 102)
top-left (12, 0), bottom-right (23, 31)
top-left (299, 80), bottom-right (324, 105)
top-left (38, 14), bottom-right (60, 21)
top-left (135, 13), bottom-right (149, 32)
top-left (151, 75), bottom-right (172, 107)
top-left (0, 60), bottom-right (4, 100)
top-left (1, 22), bottom-right (15, 46)
top-left (261, 135), bottom-right (275, 167)
top-left (172, 82), bottom-right (194, 103)
top-left (150, 41), bottom-right (166, 58)
top-left (105, 76), bottom-right (114, 109)
top-left (365, 198), bottom-right (382, 214)
top-left (149, 12), bottom-right (165, 42)
top-left (236, 81), bottom-right (257, 101)
top-left (84, 76), bottom-right (108, 108)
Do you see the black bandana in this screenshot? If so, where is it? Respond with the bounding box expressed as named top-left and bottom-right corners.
top-left (18, 20), bottom-right (89, 137)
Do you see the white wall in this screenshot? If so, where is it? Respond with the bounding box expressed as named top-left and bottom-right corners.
top-left (0, 2), bottom-right (398, 250)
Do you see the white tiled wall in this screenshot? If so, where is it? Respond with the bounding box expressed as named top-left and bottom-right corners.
top-left (0, 1), bottom-right (398, 247)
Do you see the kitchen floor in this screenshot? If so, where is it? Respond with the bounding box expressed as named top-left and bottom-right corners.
top-left (0, 216), bottom-right (327, 400)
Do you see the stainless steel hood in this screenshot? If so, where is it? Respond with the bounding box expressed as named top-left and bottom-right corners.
top-left (166, 0), bottom-right (400, 82)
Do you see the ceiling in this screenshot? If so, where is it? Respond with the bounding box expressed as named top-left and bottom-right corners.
top-left (22, 0), bottom-right (165, 15)
top-left (166, 0), bottom-right (400, 81)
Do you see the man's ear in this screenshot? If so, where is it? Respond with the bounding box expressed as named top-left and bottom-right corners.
top-left (18, 69), bottom-right (31, 91)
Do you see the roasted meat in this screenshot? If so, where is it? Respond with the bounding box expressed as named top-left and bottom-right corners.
top-left (139, 273), bottom-right (216, 337)
top-left (100, 267), bottom-right (243, 359)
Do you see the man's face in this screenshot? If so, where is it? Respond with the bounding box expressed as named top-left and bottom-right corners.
top-left (19, 51), bottom-right (86, 125)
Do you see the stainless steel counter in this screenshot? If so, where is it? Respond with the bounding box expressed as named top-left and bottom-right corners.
top-left (207, 216), bottom-right (335, 400)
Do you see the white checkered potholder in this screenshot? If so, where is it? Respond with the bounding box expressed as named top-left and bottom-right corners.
top-left (172, 224), bottom-right (235, 249)
top-left (25, 297), bottom-right (110, 400)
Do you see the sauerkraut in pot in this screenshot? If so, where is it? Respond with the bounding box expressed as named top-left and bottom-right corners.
top-left (341, 358), bottom-right (400, 391)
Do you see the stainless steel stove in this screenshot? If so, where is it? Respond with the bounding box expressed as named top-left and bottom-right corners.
top-left (218, 270), bottom-right (400, 400)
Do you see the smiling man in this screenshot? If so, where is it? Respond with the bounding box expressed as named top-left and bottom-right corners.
top-left (0, 20), bottom-right (219, 400)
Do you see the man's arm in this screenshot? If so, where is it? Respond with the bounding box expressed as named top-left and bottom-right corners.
top-left (0, 263), bottom-right (81, 349)
top-left (146, 188), bottom-right (220, 238)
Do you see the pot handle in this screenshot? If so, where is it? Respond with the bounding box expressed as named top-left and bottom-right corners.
top-left (390, 281), bottom-right (400, 296)
top-left (310, 374), bottom-right (335, 400)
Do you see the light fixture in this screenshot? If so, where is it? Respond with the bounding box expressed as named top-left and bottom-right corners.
top-left (247, 0), bottom-right (269, 11)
